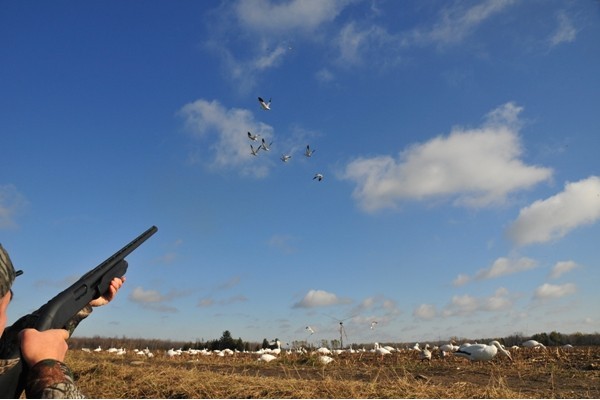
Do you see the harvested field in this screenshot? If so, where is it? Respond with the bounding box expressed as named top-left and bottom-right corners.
top-left (68, 346), bottom-right (600, 398)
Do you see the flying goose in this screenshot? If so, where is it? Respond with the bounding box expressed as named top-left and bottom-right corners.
top-left (258, 97), bottom-right (271, 110)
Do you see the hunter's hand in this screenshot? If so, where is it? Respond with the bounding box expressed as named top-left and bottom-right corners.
top-left (19, 328), bottom-right (69, 367)
top-left (89, 276), bottom-right (125, 307)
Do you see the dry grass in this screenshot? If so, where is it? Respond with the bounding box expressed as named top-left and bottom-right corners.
top-left (66, 346), bottom-right (600, 398)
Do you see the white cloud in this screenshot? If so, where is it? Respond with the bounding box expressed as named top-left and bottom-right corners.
top-left (549, 261), bottom-right (579, 279)
top-left (129, 287), bottom-right (189, 313)
top-left (474, 257), bottom-right (538, 280)
top-left (341, 103), bottom-right (552, 212)
top-left (534, 283), bottom-right (576, 300)
top-left (129, 287), bottom-right (167, 303)
top-left (0, 184), bottom-right (28, 229)
top-left (413, 304), bottom-right (437, 320)
top-left (234, 0), bottom-right (353, 34)
top-left (293, 289), bottom-right (351, 308)
top-left (454, 257), bottom-right (538, 286)
top-left (179, 99), bottom-right (275, 177)
top-left (507, 176), bottom-right (600, 246)
top-left (452, 274), bottom-right (471, 287)
top-left (549, 11), bottom-right (577, 47)
top-left (443, 287), bottom-right (513, 317)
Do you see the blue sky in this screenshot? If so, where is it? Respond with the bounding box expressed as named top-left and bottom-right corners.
top-left (2, 0), bottom-right (599, 345)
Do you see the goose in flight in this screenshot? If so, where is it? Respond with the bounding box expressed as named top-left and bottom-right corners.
top-left (250, 145), bottom-right (260, 156)
top-left (247, 131), bottom-right (260, 141)
top-left (454, 340), bottom-right (512, 362)
top-left (280, 154), bottom-right (292, 162)
top-left (258, 97), bottom-right (271, 110)
top-left (313, 173), bottom-right (324, 181)
top-left (260, 138), bottom-right (272, 151)
top-left (370, 321), bottom-right (378, 330)
top-left (304, 145), bottom-right (316, 157)
top-left (305, 326), bottom-right (315, 335)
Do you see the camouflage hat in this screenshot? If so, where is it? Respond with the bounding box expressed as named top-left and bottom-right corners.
top-left (0, 243), bottom-right (23, 298)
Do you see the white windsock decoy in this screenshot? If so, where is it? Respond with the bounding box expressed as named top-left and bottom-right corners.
top-left (454, 341), bottom-right (512, 362)
top-left (319, 355), bottom-right (334, 365)
top-left (258, 354), bottom-right (277, 362)
top-left (258, 97), bottom-right (271, 110)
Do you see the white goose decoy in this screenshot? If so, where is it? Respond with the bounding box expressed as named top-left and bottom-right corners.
top-left (522, 339), bottom-right (546, 349)
top-left (260, 138), bottom-right (272, 151)
top-left (374, 342), bottom-right (391, 357)
top-left (247, 131), bottom-right (259, 141)
top-left (454, 340), bottom-right (512, 362)
top-left (250, 144), bottom-right (260, 156)
top-left (420, 344), bottom-right (432, 362)
top-left (313, 173), bottom-right (324, 181)
top-left (280, 154), bottom-right (292, 162)
top-left (270, 340), bottom-right (282, 355)
top-left (304, 145), bottom-right (315, 157)
top-left (258, 97), bottom-right (271, 110)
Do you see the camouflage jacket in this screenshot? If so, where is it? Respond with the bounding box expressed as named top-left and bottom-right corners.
top-left (0, 305), bottom-right (93, 398)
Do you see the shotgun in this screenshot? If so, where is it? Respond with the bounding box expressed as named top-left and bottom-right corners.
top-left (0, 225), bottom-right (158, 398)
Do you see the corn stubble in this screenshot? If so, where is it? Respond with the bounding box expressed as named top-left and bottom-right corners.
top-left (67, 347), bottom-right (600, 398)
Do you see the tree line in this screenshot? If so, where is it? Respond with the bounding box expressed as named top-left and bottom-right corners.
top-left (69, 330), bottom-right (600, 352)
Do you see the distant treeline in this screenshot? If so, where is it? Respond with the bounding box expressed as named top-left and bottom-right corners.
top-left (69, 330), bottom-right (600, 352)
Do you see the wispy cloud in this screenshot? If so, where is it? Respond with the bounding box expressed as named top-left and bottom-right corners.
top-left (409, 0), bottom-right (517, 47)
top-left (268, 234), bottom-right (298, 254)
top-left (413, 303), bottom-right (437, 320)
top-left (217, 275), bottom-right (241, 290)
top-left (534, 283), bottom-right (576, 300)
top-left (341, 103), bottom-right (552, 212)
top-left (335, 22), bottom-right (399, 67)
top-left (549, 10), bottom-right (577, 47)
top-left (549, 261), bottom-right (579, 279)
top-left (179, 98), bottom-right (275, 177)
top-left (233, 0), bottom-right (353, 34)
top-left (507, 176), bottom-right (600, 246)
top-left (128, 286), bottom-right (184, 313)
top-left (349, 295), bottom-right (402, 326)
top-left (0, 184), bottom-right (28, 229)
top-left (198, 294), bottom-right (248, 308)
top-left (293, 289), bottom-right (351, 308)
